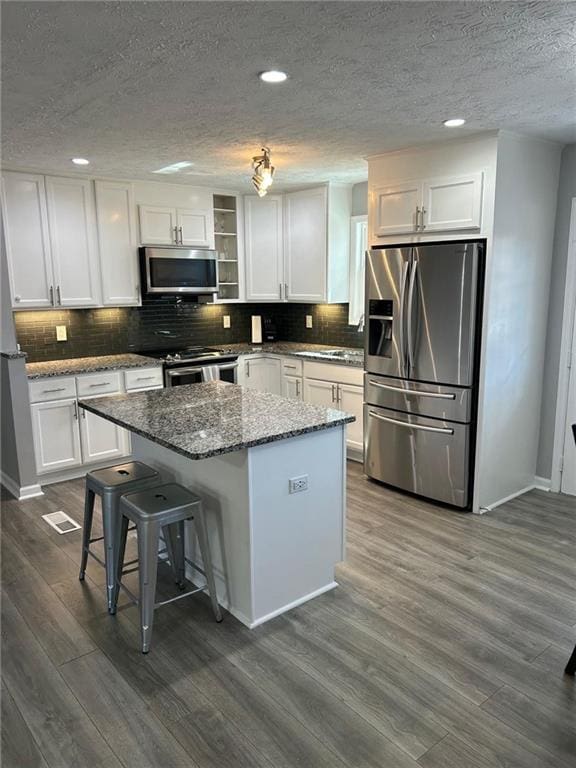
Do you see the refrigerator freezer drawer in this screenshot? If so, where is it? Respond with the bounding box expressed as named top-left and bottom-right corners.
top-left (364, 374), bottom-right (472, 423)
top-left (364, 405), bottom-right (471, 508)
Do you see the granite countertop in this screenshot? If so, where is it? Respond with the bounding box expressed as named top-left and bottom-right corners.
top-left (1, 350), bottom-right (27, 360)
top-left (80, 381), bottom-right (355, 461)
top-left (216, 342), bottom-right (365, 367)
top-left (26, 354), bottom-right (159, 379)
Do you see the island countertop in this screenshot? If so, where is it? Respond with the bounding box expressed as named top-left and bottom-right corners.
top-left (80, 381), bottom-right (355, 461)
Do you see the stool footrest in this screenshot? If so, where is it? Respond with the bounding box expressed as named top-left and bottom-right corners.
top-left (89, 535), bottom-right (104, 545)
top-left (184, 557), bottom-right (206, 577)
top-left (154, 586), bottom-right (204, 608)
top-left (87, 550), bottom-right (106, 568)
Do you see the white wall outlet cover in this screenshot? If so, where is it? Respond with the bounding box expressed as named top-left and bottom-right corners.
top-left (306, 315), bottom-right (313, 329)
top-left (289, 475), bottom-right (309, 494)
top-left (223, 315), bottom-right (231, 328)
top-left (56, 325), bottom-right (67, 341)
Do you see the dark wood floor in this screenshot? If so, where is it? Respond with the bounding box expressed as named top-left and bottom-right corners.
top-left (2, 462), bottom-right (576, 767)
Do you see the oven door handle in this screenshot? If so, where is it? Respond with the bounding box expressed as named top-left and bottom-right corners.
top-left (216, 362), bottom-right (238, 371)
top-left (166, 366), bottom-right (205, 379)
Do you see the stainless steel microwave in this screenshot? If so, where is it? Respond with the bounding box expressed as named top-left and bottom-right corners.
top-left (139, 246), bottom-right (218, 295)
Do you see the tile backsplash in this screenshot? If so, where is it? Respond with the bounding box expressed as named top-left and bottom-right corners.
top-left (15, 298), bottom-right (363, 362)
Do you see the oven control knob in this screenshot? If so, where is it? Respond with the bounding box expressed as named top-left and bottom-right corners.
top-left (174, 353), bottom-right (181, 360)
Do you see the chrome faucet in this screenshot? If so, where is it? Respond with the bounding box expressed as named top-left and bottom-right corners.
top-left (357, 313), bottom-right (365, 333)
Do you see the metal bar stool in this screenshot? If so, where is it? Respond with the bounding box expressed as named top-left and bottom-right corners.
top-left (113, 482), bottom-right (223, 653)
top-left (79, 461), bottom-right (161, 613)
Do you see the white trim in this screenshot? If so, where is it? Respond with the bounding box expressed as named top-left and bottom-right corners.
top-left (0, 470), bottom-right (43, 500)
top-left (534, 476), bottom-right (551, 492)
top-left (480, 483), bottom-right (536, 512)
top-left (245, 581), bottom-right (339, 629)
top-left (551, 198), bottom-right (576, 492)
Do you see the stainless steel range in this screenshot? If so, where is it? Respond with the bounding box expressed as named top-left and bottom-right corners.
top-left (144, 347), bottom-right (239, 388)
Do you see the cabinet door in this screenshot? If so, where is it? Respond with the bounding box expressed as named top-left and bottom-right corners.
top-left (338, 383), bottom-right (364, 453)
top-left (244, 195), bottom-right (284, 301)
top-left (422, 173), bottom-right (483, 232)
top-left (45, 176), bottom-right (101, 307)
top-left (79, 406), bottom-right (131, 464)
top-left (95, 181), bottom-right (139, 305)
top-left (244, 357), bottom-right (282, 394)
top-left (372, 181), bottom-right (421, 237)
top-left (31, 399), bottom-right (82, 474)
top-left (177, 208), bottom-right (212, 247)
top-left (284, 188), bottom-right (327, 302)
top-left (282, 374), bottom-right (303, 400)
top-left (303, 378), bottom-right (338, 408)
top-left (139, 205), bottom-right (176, 245)
top-left (1, 172), bottom-right (54, 308)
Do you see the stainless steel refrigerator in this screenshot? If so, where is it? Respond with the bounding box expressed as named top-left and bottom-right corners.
top-left (364, 241), bottom-right (484, 508)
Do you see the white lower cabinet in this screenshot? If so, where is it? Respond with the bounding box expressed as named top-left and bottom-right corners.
top-left (282, 374), bottom-right (303, 400)
top-left (243, 357), bottom-right (282, 395)
top-left (31, 398), bottom-right (83, 474)
top-left (303, 378), bottom-right (338, 408)
top-left (337, 383), bottom-right (364, 453)
top-left (79, 403), bottom-right (131, 464)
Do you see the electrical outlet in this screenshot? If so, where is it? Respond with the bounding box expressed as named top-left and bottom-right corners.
top-left (305, 315), bottom-right (313, 329)
top-left (223, 315), bottom-right (231, 329)
top-left (56, 325), bottom-right (67, 341)
top-left (289, 475), bottom-right (309, 494)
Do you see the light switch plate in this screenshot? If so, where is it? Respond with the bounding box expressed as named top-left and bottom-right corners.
top-left (305, 315), bottom-right (313, 329)
top-left (56, 325), bottom-right (67, 341)
top-left (223, 315), bottom-right (231, 329)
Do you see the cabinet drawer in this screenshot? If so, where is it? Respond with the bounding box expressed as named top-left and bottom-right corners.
top-left (29, 376), bottom-right (77, 403)
top-left (125, 367), bottom-right (163, 391)
top-left (281, 357), bottom-right (303, 377)
top-left (303, 361), bottom-right (363, 387)
top-left (77, 371), bottom-right (122, 397)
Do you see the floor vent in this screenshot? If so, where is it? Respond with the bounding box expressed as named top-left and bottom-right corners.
top-left (42, 510), bottom-right (81, 534)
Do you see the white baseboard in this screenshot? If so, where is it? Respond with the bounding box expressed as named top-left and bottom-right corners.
top-left (481, 476), bottom-right (551, 512)
top-left (248, 581), bottom-right (339, 629)
top-left (534, 476), bottom-right (551, 491)
top-left (0, 470), bottom-right (43, 501)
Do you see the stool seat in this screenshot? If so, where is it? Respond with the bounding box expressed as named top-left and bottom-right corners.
top-left (121, 483), bottom-right (201, 524)
top-left (87, 461), bottom-right (158, 491)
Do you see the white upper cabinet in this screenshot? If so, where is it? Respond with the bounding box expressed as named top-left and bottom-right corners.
top-left (176, 208), bottom-right (212, 247)
top-left (284, 187), bottom-right (327, 302)
top-left (244, 195), bottom-right (284, 301)
top-left (95, 180), bottom-right (139, 306)
top-left (422, 173), bottom-right (483, 232)
top-left (1, 172), bottom-right (54, 308)
top-left (371, 172), bottom-right (484, 240)
top-left (138, 205), bottom-right (177, 245)
top-left (244, 184), bottom-right (351, 304)
top-left (372, 181), bottom-right (421, 237)
top-left (45, 176), bottom-right (101, 307)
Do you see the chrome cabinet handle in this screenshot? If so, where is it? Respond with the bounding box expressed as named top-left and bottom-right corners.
top-left (331, 384), bottom-right (336, 402)
top-left (246, 361), bottom-right (250, 377)
top-left (73, 401), bottom-right (78, 420)
top-left (279, 283), bottom-right (283, 299)
top-left (56, 285), bottom-right (61, 305)
top-left (420, 207), bottom-right (426, 230)
top-left (368, 410), bottom-right (454, 435)
top-left (136, 375), bottom-right (155, 381)
top-left (42, 387), bottom-right (66, 393)
top-left (415, 207), bottom-right (421, 231)
top-left (296, 380), bottom-right (300, 397)
top-left (88, 382), bottom-right (111, 388)
top-left (284, 282), bottom-right (288, 299)
top-left (284, 364), bottom-right (297, 370)
top-left (173, 226), bottom-right (179, 244)
top-left (368, 380), bottom-right (456, 400)
top-left (49, 286), bottom-right (54, 306)
top-left (178, 226), bottom-right (184, 244)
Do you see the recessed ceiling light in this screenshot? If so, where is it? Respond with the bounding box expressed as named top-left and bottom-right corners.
top-left (443, 118), bottom-right (466, 127)
top-left (152, 161), bottom-right (194, 174)
top-left (72, 157), bottom-right (90, 165)
top-left (259, 70), bottom-right (288, 84)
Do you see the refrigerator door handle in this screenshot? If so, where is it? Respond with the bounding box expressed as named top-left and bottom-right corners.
top-left (368, 380), bottom-right (456, 400)
top-left (368, 410), bottom-right (454, 435)
top-left (399, 260), bottom-right (410, 377)
top-left (406, 258), bottom-right (418, 371)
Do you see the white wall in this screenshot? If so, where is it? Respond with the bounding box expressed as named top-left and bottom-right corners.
top-left (352, 181), bottom-right (368, 216)
top-left (537, 143), bottom-right (576, 479)
top-left (475, 133), bottom-right (562, 509)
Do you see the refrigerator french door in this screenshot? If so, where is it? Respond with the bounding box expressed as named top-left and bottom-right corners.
top-left (364, 241), bottom-right (483, 508)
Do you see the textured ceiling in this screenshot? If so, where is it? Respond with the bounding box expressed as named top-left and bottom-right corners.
top-left (2, 1), bottom-right (575, 191)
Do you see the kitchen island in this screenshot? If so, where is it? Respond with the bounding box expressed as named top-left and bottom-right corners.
top-left (80, 382), bottom-right (354, 628)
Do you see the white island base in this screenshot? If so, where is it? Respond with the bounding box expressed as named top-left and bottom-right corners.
top-left (130, 425), bottom-right (346, 628)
